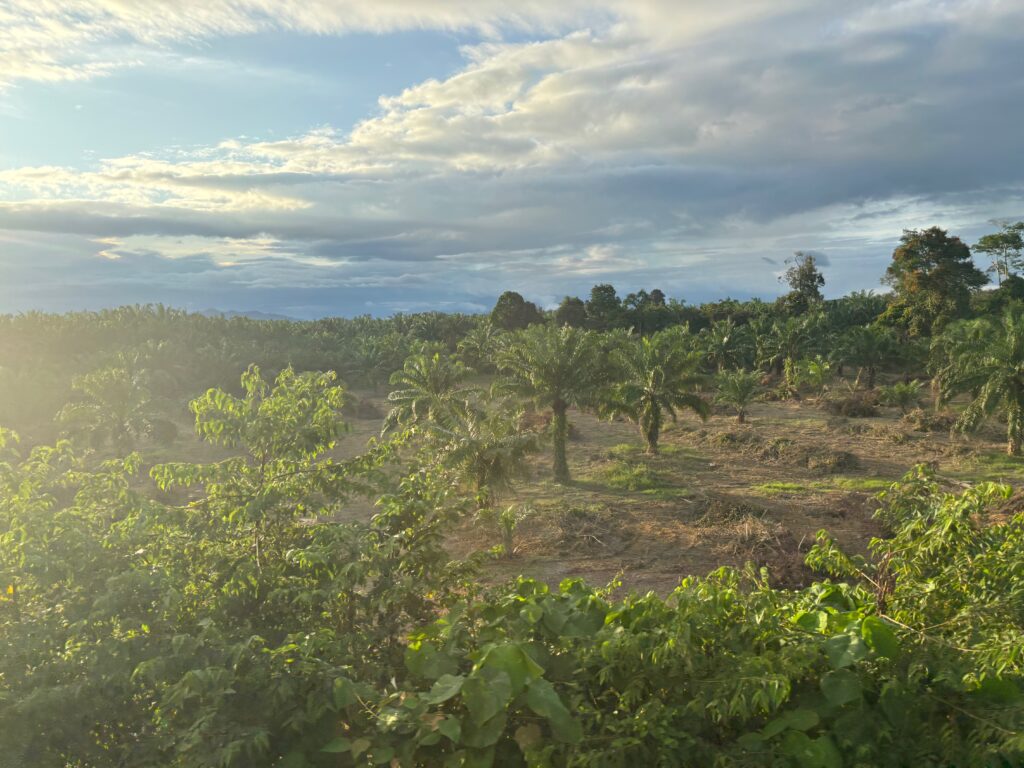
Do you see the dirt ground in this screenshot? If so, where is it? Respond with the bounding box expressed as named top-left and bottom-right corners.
top-left (158, 385), bottom-right (1024, 595)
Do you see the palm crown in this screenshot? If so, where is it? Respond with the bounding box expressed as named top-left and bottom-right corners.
top-left (497, 324), bottom-right (603, 482)
top-left (604, 333), bottom-right (710, 453)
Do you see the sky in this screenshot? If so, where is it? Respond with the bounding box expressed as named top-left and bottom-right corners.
top-left (1, 1), bottom-right (1023, 318)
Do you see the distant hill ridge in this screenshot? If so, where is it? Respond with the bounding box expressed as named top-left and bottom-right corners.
top-left (198, 308), bottom-right (298, 322)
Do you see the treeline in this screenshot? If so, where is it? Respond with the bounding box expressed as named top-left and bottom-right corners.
top-left (0, 223), bottom-right (1021, 450)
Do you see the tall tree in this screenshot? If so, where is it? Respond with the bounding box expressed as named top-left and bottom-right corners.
top-left (57, 365), bottom-right (155, 452)
top-left (837, 324), bottom-right (895, 389)
top-left (490, 291), bottom-right (544, 331)
top-left (933, 307), bottom-right (1024, 455)
top-left (881, 227), bottom-right (988, 336)
top-left (779, 251), bottom-right (825, 314)
top-left (554, 296), bottom-right (588, 328)
top-left (497, 325), bottom-right (603, 482)
top-left (585, 284), bottom-right (624, 331)
top-left (602, 333), bottom-right (709, 453)
top-left (974, 221), bottom-right (1024, 286)
top-left (430, 403), bottom-right (540, 507)
top-left (700, 318), bottom-right (752, 373)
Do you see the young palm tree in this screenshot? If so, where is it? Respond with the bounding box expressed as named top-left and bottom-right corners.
top-left (933, 308), bottom-right (1024, 455)
top-left (716, 369), bottom-right (761, 423)
top-left (879, 380), bottom-right (925, 414)
top-left (382, 352), bottom-right (472, 433)
top-left (456, 321), bottom-right (506, 372)
top-left (496, 324), bottom-right (603, 482)
top-left (838, 325), bottom-right (894, 390)
top-left (700, 319), bottom-right (751, 373)
top-left (57, 365), bottom-right (154, 452)
top-left (603, 333), bottom-right (710, 454)
top-left (431, 405), bottom-right (540, 506)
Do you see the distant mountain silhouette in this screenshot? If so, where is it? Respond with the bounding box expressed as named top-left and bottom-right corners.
top-left (198, 308), bottom-right (298, 321)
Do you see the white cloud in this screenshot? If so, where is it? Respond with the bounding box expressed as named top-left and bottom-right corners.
top-left (1, 1), bottom-right (1023, 314)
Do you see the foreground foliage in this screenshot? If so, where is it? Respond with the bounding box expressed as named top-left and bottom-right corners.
top-left (1, 371), bottom-right (1023, 767)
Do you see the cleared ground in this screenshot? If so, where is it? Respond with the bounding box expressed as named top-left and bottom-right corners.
top-left (153, 384), bottom-right (1024, 594)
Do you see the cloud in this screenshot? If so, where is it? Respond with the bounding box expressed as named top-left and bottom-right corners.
top-left (1, 1), bottom-right (1023, 315)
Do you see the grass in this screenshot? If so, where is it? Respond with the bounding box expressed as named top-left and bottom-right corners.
top-left (825, 476), bottom-right (893, 492)
top-left (750, 481), bottom-right (811, 497)
top-left (608, 442), bottom-right (688, 460)
top-left (603, 461), bottom-right (665, 492)
top-left (750, 476), bottom-right (893, 497)
top-left (966, 451), bottom-right (1024, 482)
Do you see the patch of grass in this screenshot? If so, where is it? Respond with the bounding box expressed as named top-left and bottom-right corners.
top-left (603, 461), bottom-right (665, 491)
top-left (749, 481), bottom-right (811, 497)
top-left (968, 452), bottom-right (1024, 481)
top-left (817, 476), bottom-right (893, 492)
top-left (608, 443), bottom-right (642, 460)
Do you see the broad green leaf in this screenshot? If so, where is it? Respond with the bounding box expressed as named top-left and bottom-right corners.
top-left (794, 610), bottom-right (829, 633)
top-left (477, 643), bottom-right (544, 693)
top-left (320, 737), bottom-right (350, 753)
top-left (762, 708), bottom-right (820, 738)
top-left (525, 678), bottom-right (582, 744)
top-left (438, 716), bottom-right (462, 742)
top-left (461, 713), bottom-right (507, 749)
top-left (861, 617), bottom-right (899, 659)
top-left (462, 672), bottom-right (511, 726)
top-left (424, 674), bottom-right (465, 705)
top-left (821, 669), bottom-right (863, 706)
top-left (825, 632), bottom-right (868, 669)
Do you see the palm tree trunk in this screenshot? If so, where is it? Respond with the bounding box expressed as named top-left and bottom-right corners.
top-left (644, 409), bottom-right (661, 455)
top-left (1008, 411), bottom-right (1023, 456)
top-left (737, 409), bottom-right (746, 424)
top-left (552, 401), bottom-right (570, 483)
top-left (867, 365), bottom-right (877, 390)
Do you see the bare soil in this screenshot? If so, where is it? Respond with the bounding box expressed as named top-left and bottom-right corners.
top-left (160, 386), bottom-right (1024, 595)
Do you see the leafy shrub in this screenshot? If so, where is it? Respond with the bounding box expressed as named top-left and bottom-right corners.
top-left (3, 371), bottom-right (1024, 767)
top-left (878, 380), bottom-right (925, 413)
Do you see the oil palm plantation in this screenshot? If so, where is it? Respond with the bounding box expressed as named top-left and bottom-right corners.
top-left (496, 324), bottom-right (603, 482)
top-left (603, 333), bottom-right (710, 454)
top-left (933, 307), bottom-right (1024, 455)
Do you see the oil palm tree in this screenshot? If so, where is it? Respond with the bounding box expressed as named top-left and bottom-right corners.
top-left (716, 369), bottom-right (761, 423)
top-left (382, 352), bottom-right (472, 434)
top-left (838, 325), bottom-right (894, 390)
top-left (431, 404), bottom-right (540, 506)
top-left (496, 324), bottom-right (603, 482)
top-left (700, 319), bottom-right (751, 373)
top-left (933, 307), bottom-right (1024, 455)
top-left (57, 365), bottom-right (154, 452)
top-left (456, 321), bottom-right (506, 373)
top-left (603, 333), bottom-right (710, 454)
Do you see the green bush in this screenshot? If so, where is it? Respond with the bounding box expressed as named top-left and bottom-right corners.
top-left (2, 371), bottom-right (1023, 767)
